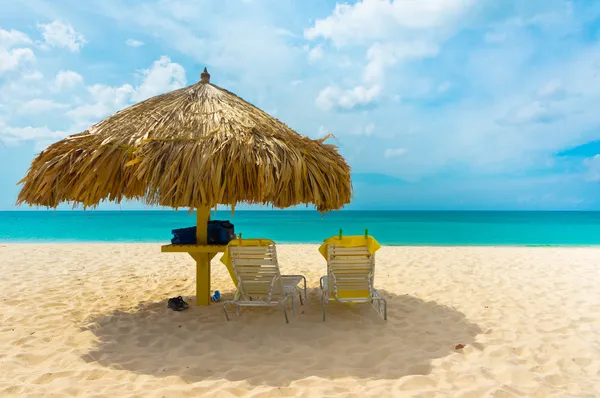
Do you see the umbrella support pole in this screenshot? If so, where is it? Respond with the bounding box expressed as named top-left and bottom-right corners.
top-left (194, 206), bottom-right (211, 306)
top-left (160, 208), bottom-right (226, 307)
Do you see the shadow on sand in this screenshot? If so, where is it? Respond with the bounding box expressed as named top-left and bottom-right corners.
top-left (82, 289), bottom-right (482, 386)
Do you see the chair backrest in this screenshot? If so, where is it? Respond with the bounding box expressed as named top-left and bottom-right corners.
top-left (229, 244), bottom-right (284, 301)
top-left (326, 245), bottom-right (375, 300)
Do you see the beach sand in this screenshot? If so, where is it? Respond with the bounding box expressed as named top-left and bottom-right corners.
top-left (1, 244), bottom-right (599, 397)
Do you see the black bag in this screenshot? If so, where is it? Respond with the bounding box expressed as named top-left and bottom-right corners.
top-left (207, 220), bottom-right (235, 245)
top-left (171, 226), bottom-right (196, 245)
top-left (170, 221), bottom-right (235, 245)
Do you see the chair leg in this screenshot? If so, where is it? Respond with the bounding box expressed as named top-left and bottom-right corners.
top-left (280, 303), bottom-right (289, 324)
top-left (298, 289), bottom-right (304, 306)
top-left (372, 297), bottom-right (387, 321)
top-left (372, 290), bottom-right (387, 321)
top-left (291, 295), bottom-right (295, 316)
top-left (302, 276), bottom-right (307, 304)
top-left (321, 291), bottom-right (327, 321)
top-left (223, 303), bottom-right (230, 321)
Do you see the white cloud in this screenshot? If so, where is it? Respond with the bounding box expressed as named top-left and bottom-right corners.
top-left (584, 155), bottom-right (600, 182)
top-left (125, 39), bottom-right (144, 47)
top-left (364, 41), bottom-right (439, 83)
top-left (0, 28), bottom-right (32, 48)
top-left (307, 45), bottom-right (324, 62)
top-left (316, 84), bottom-right (381, 111)
top-left (501, 101), bottom-right (560, 125)
top-left (305, 0), bottom-right (474, 46)
top-left (38, 20), bottom-right (86, 52)
top-left (4, 0), bottom-right (597, 188)
top-left (384, 148), bottom-right (407, 158)
top-left (0, 124), bottom-right (68, 144)
top-left (0, 47), bottom-right (36, 74)
top-left (54, 70), bottom-right (84, 90)
top-left (23, 71), bottom-right (43, 80)
top-left (67, 84), bottom-right (135, 129)
top-left (67, 56), bottom-right (186, 129)
top-left (132, 56), bottom-right (186, 102)
top-left (364, 123), bottom-right (375, 136)
top-left (306, 0), bottom-right (470, 106)
top-left (70, 0), bottom-right (306, 104)
top-left (0, 69), bottom-right (46, 103)
top-left (19, 99), bottom-right (69, 114)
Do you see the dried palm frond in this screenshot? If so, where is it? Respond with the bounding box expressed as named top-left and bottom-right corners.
top-left (17, 69), bottom-right (352, 212)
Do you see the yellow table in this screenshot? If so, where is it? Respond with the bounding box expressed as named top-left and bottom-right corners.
top-left (160, 207), bottom-right (229, 306)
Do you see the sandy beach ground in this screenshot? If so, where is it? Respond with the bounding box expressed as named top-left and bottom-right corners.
top-left (1, 244), bottom-right (600, 397)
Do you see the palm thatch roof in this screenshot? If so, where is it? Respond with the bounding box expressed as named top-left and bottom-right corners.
top-left (17, 69), bottom-right (352, 212)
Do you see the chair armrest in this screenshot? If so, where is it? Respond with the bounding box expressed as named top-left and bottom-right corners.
top-left (282, 274), bottom-right (307, 288)
top-left (267, 275), bottom-right (280, 301)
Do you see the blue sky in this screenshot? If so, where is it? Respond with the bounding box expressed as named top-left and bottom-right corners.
top-left (1, 0), bottom-right (600, 210)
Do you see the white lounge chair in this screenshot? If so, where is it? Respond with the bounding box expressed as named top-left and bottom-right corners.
top-left (223, 243), bottom-right (307, 323)
top-left (320, 244), bottom-right (387, 321)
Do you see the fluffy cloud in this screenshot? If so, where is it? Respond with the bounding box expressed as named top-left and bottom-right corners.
top-left (0, 28), bottom-right (35, 74)
top-left (68, 56), bottom-right (186, 129)
top-left (88, 0), bottom-right (305, 93)
top-left (364, 41), bottom-right (439, 83)
top-left (316, 84), bottom-right (381, 111)
top-left (0, 27), bottom-right (32, 48)
top-left (305, 0), bottom-right (474, 45)
top-left (3, 0), bottom-right (600, 187)
top-left (23, 71), bottom-right (43, 80)
top-left (38, 20), bottom-right (86, 52)
top-left (499, 79), bottom-right (572, 126)
top-left (67, 84), bottom-right (135, 129)
top-left (1, 52), bottom-right (186, 146)
top-left (54, 70), bottom-right (84, 90)
top-left (131, 56), bottom-right (186, 102)
top-left (125, 39), bottom-right (144, 47)
top-left (0, 47), bottom-right (35, 74)
top-left (306, 0), bottom-right (472, 108)
top-left (18, 99), bottom-right (69, 114)
top-left (0, 123), bottom-right (68, 145)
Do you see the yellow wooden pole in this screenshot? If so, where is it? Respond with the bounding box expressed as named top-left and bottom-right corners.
top-left (193, 206), bottom-right (210, 306)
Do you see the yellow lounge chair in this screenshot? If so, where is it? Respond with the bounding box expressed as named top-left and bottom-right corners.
top-left (319, 240), bottom-right (387, 321)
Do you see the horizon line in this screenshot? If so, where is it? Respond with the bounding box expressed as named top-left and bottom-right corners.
top-left (1, 209), bottom-right (600, 212)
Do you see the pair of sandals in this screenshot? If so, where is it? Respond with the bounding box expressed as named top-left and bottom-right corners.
top-left (167, 296), bottom-right (189, 311)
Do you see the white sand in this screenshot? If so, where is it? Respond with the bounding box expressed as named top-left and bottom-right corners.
top-left (1, 244), bottom-right (600, 397)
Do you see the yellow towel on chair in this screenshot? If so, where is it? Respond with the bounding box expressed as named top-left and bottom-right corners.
top-left (220, 239), bottom-right (275, 286)
top-left (318, 235), bottom-right (381, 259)
top-left (318, 235), bottom-right (381, 300)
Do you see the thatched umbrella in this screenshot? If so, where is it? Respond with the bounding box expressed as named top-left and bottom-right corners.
top-left (17, 68), bottom-right (352, 305)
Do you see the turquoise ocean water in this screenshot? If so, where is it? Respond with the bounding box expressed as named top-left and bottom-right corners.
top-left (1, 211), bottom-right (600, 246)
